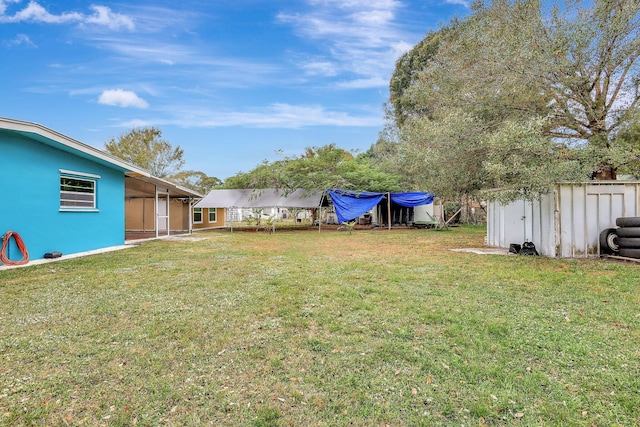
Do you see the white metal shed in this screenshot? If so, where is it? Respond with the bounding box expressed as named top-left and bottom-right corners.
top-left (486, 182), bottom-right (640, 257)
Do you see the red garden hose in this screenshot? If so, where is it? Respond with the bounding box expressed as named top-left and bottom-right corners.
top-left (1, 231), bottom-right (29, 266)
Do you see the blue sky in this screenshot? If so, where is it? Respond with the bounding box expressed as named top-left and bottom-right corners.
top-left (1, 0), bottom-right (469, 179)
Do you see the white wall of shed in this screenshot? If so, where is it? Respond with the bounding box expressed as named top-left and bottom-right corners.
top-left (556, 182), bottom-right (639, 257)
top-left (413, 203), bottom-right (436, 222)
top-left (486, 182), bottom-right (640, 258)
top-left (486, 196), bottom-right (555, 256)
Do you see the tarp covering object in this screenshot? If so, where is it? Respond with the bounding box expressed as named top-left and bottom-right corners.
top-left (389, 192), bottom-right (434, 207)
top-left (327, 189), bottom-right (385, 223)
top-left (327, 189), bottom-right (434, 223)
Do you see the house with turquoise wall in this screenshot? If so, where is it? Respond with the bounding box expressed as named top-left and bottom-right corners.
top-left (0, 117), bottom-right (202, 265)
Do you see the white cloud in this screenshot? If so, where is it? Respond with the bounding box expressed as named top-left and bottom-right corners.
top-left (98, 89), bottom-right (149, 109)
top-left (0, 1), bottom-right (134, 30)
top-left (88, 37), bottom-right (195, 64)
top-left (443, 0), bottom-right (471, 6)
top-left (277, 0), bottom-right (411, 89)
top-left (334, 76), bottom-right (389, 89)
top-left (391, 40), bottom-right (414, 55)
top-left (2, 33), bottom-right (35, 47)
top-left (117, 118), bottom-right (153, 129)
top-left (308, 0), bottom-right (401, 10)
top-left (113, 103), bottom-right (382, 130)
top-left (178, 103), bottom-right (381, 128)
top-left (85, 36), bottom-right (283, 87)
top-left (278, 0), bottom-right (401, 43)
top-left (84, 6), bottom-right (134, 31)
top-left (4, 1), bottom-right (83, 24)
top-left (0, 0), bottom-right (19, 16)
top-left (300, 59), bottom-right (339, 77)
top-left (352, 9), bottom-right (394, 26)
top-left (247, 103), bottom-right (375, 127)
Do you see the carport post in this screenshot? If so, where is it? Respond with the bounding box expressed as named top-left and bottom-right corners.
top-left (188, 197), bottom-right (193, 234)
top-left (388, 192), bottom-right (391, 231)
top-left (318, 192), bottom-right (325, 233)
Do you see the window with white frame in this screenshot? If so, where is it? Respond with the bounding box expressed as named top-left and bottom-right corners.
top-left (193, 207), bottom-right (203, 223)
top-left (208, 208), bottom-right (217, 223)
top-left (60, 170), bottom-right (98, 210)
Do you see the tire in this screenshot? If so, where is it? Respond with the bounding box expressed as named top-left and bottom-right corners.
top-left (618, 248), bottom-right (640, 259)
top-left (599, 228), bottom-right (619, 254)
top-left (617, 237), bottom-right (640, 248)
top-left (616, 227), bottom-right (640, 238)
top-left (615, 217), bottom-right (640, 227)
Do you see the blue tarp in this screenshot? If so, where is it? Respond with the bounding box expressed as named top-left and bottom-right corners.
top-left (327, 189), bottom-right (434, 223)
top-left (389, 192), bottom-right (434, 207)
top-left (327, 189), bottom-right (385, 223)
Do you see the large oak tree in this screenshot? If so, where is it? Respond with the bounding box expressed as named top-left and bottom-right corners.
top-left (388, 0), bottom-right (640, 201)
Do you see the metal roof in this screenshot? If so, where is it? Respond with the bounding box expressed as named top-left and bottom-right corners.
top-left (196, 189), bottom-right (325, 208)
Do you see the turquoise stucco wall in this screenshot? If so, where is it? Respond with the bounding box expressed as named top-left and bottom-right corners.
top-left (0, 130), bottom-right (126, 261)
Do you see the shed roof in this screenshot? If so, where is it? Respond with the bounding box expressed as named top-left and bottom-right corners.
top-left (196, 189), bottom-right (324, 208)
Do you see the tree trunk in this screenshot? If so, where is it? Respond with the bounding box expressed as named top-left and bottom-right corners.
top-left (592, 163), bottom-right (617, 180)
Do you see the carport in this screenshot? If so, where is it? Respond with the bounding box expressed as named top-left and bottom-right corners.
top-left (125, 174), bottom-right (202, 241)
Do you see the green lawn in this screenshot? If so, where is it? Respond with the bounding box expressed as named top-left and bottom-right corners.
top-left (1, 226), bottom-right (639, 426)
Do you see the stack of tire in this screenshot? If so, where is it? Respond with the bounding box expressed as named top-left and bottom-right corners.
top-left (615, 217), bottom-right (640, 259)
top-left (600, 217), bottom-right (640, 259)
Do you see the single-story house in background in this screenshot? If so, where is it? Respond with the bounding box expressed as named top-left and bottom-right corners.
top-left (0, 117), bottom-right (202, 264)
top-left (194, 189), bottom-right (325, 229)
top-left (486, 181), bottom-right (640, 257)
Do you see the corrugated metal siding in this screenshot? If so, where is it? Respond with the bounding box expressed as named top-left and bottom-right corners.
top-left (486, 195), bottom-right (556, 256)
top-left (486, 182), bottom-right (640, 258)
top-left (487, 199), bottom-right (527, 249)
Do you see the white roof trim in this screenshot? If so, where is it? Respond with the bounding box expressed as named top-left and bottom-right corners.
top-left (59, 169), bottom-right (102, 179)
top-left (1, 116), bottom-right (151, 176)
